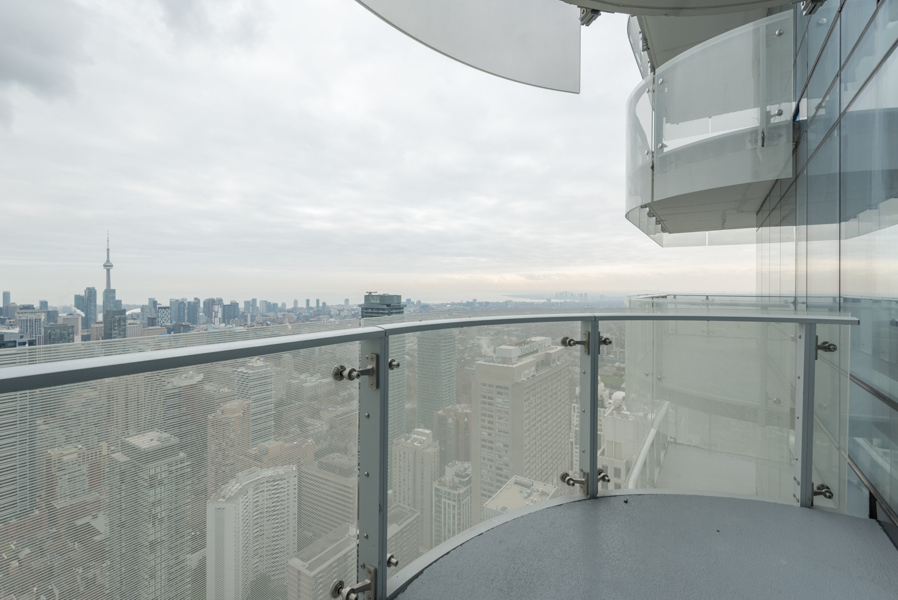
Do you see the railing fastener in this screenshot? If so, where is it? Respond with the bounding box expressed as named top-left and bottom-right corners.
top-left (387, 554), bottom-right (399, 568)
top-left (332, 354), bottom-right (381, 389)
top-left (816, 338), bottom-right (837, 359)
top-left (331, 564), bottom-right (376, 600)
top-left (813, 483), bottom-right (833, 500)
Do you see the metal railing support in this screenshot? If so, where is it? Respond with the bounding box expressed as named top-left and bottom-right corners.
top-left (576, 319), bottom-right (600, 499)
top-left (794, 322), bottom-right (817, 508)
top-left (357, 336), bottom-right (390, 599)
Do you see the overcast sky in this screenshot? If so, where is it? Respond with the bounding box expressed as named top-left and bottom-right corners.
top-left (0, 0), bottom-right (757, 306)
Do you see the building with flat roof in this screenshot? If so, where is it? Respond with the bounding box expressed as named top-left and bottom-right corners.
top-left (482, 475), bottom-right (558, 522)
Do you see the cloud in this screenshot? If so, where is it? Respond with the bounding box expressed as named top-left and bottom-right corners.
top-left (0, 0), bottom-right (757, 305)
top-left (0, 0), bottom-right (87, 124)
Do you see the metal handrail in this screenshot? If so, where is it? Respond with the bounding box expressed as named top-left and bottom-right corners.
top-left (0, 311), bottom-right (858, 395)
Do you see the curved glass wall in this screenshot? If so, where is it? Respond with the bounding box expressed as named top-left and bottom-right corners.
top-left (625, 11), bottom-right (793, 246)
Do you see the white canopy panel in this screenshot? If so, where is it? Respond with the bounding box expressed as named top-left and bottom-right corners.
top-left (356, 0), bottom-right (581, 93)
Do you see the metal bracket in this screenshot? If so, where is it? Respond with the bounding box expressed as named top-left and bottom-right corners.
top-left (816, 337), bottom-right (837, 359)
top-left (561, 333), bottom-right (590, 355)
top-left (332, 353), bottom-right (380, 389)
top-left (560, 470), bottom-right (589, 496)
top-left (597, 468), bottom-right (610, 483)
top-left (800, 0), bottom-right (826, 16)
top-left (813, 483), bottom-right (833, 500)
top-left (579, 7), bottom-right (600, 26)
top-left (331, 564), bottom-right (376, 600)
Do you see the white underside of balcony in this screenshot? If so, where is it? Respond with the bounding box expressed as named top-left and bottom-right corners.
top-left (392, 492), bottom-right (898, 600)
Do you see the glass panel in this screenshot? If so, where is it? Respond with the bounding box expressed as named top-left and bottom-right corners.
top-left (806, 126), bottom-right (840, 311)
top-left (385, 322), bottom-right (582, 575)
top-left (651, 12), bottom-right (793, 233)
top-left (356, 0), bottom-right (580, 93)
top-left (625, 76), bottom-right (654, 222)
top-left (0, 342), bottom-right (360, 600)
top-left (626, 318), bottom-right (799, 502)
top-left (807, 0), bottom-right (839, 63)
top-left (807, 17), bottom-right (839, 129)
top-left (841, 0), bottom-right (898, 111)
top-left (841, 0), bottom-right (877, 60)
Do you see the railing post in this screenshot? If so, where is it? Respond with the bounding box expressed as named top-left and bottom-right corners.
top-left (358, 334), bottom-right (389, 598)
top-left (794, 322), bottom-right (816, 508)
top-left (577, 318), bottom-right (599, 499)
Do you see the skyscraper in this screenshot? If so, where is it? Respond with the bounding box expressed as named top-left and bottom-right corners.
top-left (15, 310), bottom-right (45, 345)
top-left (83, 286), bottom-right (97, 329)
top-left (392, 428), bottom-right (440, 550)
top-left (417, 329), bottom-right (458, 430)
top-left (207, 398), bottom-right (251, 500)
top-left (103, 288), bottom-right (117, 319)
top-left (207, 466), bottom-right (299, 600)
top-left (432, 461), bottom-right (473, 547)
top-left (359, 292), bottom-right (405, 318)
top-left (44, 323), bottom-right (75, 345)
top-left (298, 453), bottom-right (356, 542)
top-left (237, 358), bottom-right (274, 446)
top-left (108, 431), bottom-right (190, 600)
top-left (103, 309), bottom-right (127, 340)
top-left (38, 299), bottom-right (48, 310)
top-left (1, 291), bottom-right (9, 316)
top-left (156, 305), bottom-right (171, 326)
top-left (433, 404), bottom-right (471, 468)
top-left (471, 337), bottom-right (572, 509)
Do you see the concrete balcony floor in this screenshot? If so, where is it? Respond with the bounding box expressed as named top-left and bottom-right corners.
top-left (393, 493), bottom-right (898, 600)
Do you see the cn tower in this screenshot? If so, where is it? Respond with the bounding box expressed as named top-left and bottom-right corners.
top-left (103, 232), bottom-right (113, 290)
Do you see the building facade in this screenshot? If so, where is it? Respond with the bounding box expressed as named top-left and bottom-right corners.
top-left (392, 429), bottom-right (440, 550)
top-left (207, 466), bottom-right (299, 600)
top-left (432, 461), bottom-right (472, 547)
top-left (416, 329), bottom-right (458, 430)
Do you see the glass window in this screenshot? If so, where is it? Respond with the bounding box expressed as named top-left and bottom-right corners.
top-left (841, 0), bottom-right (898, 110)
top-left (806, 126), bottom-right (840, 310)
top-left (841, 0), bottom-right (877, 59)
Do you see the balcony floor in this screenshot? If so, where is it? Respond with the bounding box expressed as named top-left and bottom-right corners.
top-left (393, 493), bottom-right (898, 600)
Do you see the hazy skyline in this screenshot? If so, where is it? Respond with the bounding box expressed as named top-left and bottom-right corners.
top-left (1, 0), bottom-right (757, 305)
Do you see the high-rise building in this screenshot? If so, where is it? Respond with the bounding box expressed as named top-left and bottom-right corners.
top-left (305, 299), bottom-right (310, 310)
top-left (432, 461), bottom-right (473, 547)
top-left (108, 431), bottom-right (190, 600)
top-left (207, 398), bottom-right (251, 500)
top-left (392, 428), bottom-right (440, 550)
top-left (237, 358), bottom-right (274, 446)
top-left (82, 286), bottom-right (97, 329)
top-left (207, 466), bottom-right (299, 600)
top-left (170, 298), bottom-right (183, 324)
top-left (103, 288), bottom-right (117, 319)
top-left (16, 310), bottom-right (45, 345)
top-left (44, 323), bottom-right (75, 345)
top-left (359, 292), bottom-right (405, 318)
top-left (482, 476), bottom-right (558, 522)
top-left (1, 291), bottom-right (9, 316)
top-left (417, 329), bottom-right (458, 430)
top-left (222, 300), bottom-right (240, 323)
top-left (38, 299), bottom-right (48, 310)
top-left (434, 404), bottom-right (471, 468)
top-left (299, 453), bottom-right (357, 542)
top-left (203, 297), bottom-right (216, 320)
top-left (286, 524), bottom-right (356, 600)
top-left (103, 309), bottom-right (127, 340)
top-left (156, 305), bottom-right (172, 326)
top-left (188, 298), bottom-right (200, 325)
top-left (46, 308), bottom-right (58, 323)
top-left (61, 313), bottom-right (82, 339)
top-left (0, 390), bottom-right (37, 520)
top-left (471, 337), bottom-right (572, 508)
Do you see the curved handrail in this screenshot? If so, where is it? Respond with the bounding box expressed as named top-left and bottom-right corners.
top-left (0, 311), bottom-right (858, 395)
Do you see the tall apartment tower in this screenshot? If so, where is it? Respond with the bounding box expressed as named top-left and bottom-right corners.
top-left (44, 323), bottom-right (75, 345)
top-left (298, 453), bottom-right (357, 543)
top-left (1, 291), bottom-right (9, 316)
top-left (237, 358), bottom-right (274, 446)
top-left (359, 292), bottom-right (405, 319)
top-left (471, 337), bottom-right (572, 509)
top-left (207, 466), bottom-right (299, 600)
top-left (433, 404), bottom-right (471, 468)
top-left (416, 329), bottom-right (458, 430)
top-left (15, 311), bottom-right (45, 345)
top-left (82, 286), bottom-right (97, 329)
top-left (103, 309), bottom-right (127, 340)
top-left (432, 461), bottom-right (473, 547)
top-left (108, 431), bottom-right (190, 600)
top-left (392, 429), bottom-right (440, 551)
top-left (207, 399), bottom-right (252, 499)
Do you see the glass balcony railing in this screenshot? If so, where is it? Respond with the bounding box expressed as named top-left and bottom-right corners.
top-left (626, 11), bottom-right (794, 247)
top-left (0, 310), bottom-right (862, 600)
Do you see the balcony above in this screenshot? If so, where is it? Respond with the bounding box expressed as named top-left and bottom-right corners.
top-left (626, 11), bottom-right (793, 246)
top-left (393, 492), bottom-right (898, 600)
